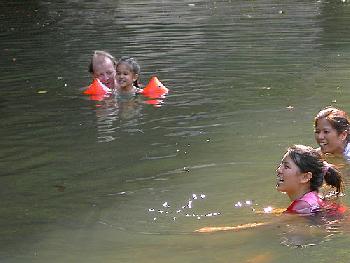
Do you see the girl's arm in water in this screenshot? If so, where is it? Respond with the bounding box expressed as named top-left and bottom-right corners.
top-left (195, 208), bottom-right (286, 233)
top-left (195, 222), bottom-right (268, 233)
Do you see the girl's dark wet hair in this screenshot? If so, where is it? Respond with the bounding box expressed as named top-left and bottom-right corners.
top-left (88, 50), bottom-right (117, 74)
top-left (314, 106), bottom-right (350, 142)
top-left (116, 56), bottom-right (141, 88)
top-left (287, 145), bottom-right (343, 194)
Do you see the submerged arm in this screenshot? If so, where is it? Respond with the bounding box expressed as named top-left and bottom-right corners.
top-left (195, 222), bottom-right (268, 233)
top-left (195, 208), bottom-right (286, 233)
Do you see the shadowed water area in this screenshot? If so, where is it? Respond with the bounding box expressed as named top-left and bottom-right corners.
top-left (1, 0), bottom-right (350, 262)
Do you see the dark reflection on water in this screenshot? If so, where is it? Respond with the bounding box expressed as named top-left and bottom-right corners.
top-left (92, 94), bottom-right (152, 142)
top-left (1, 0), bottom-right (350, 262)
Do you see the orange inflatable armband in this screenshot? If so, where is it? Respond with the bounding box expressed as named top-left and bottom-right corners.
top-left (83, 79), bottom-right (111, 101)
top-left (140, 76), bottom-right (169, 98)
top-left (84, 78), bottom-right (111, 95)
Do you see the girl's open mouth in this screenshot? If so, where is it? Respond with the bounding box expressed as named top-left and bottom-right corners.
top-left (319, 142), bottom-right (327, 148)
top-left (276, 176), bottom-right (284, 187)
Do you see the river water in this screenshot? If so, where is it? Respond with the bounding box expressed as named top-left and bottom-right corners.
top-left (1, 0), bottom-right (350, 262)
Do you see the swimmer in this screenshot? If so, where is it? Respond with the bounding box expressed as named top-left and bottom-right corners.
top-left (88, 50), bottom-right (117, 90)
top-left (115, 56), bottom-right (142, 96)
top-left (276, 145), bottom-right (343, 214)
top-left (196, 145), bottom-right (344, 233)
top-left (314, 106), bottom-right (350, 163)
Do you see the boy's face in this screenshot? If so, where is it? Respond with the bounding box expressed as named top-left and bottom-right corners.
top-left (93, 57), bottom-right (116, 89)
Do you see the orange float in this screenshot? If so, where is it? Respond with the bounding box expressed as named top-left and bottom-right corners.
top-left (83, 76), bottom-right (169, 102)
top-left (83, 78), bottom-right (111, 101)
top-left (140, 76), bottom-right (168, 98)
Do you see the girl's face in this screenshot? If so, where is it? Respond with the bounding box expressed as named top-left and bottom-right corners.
top-left (276, 154), bottom-right (303, 196)
top-left (314, 118), bottom-right (347, 155)
top-left (93, 57), bottom-right (116, 89)
top-left (116, 63), bottom-right (138, 91)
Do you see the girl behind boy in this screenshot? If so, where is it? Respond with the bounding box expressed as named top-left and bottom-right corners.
top-left (314, 106), bottom-right (350, 163)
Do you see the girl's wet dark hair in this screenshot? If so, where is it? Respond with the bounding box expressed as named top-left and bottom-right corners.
top-left (88, 50), bottom-right (117, 74)
top-left (116, 56), bottom-right (141, 88)
top-left (287, 145), bottom-right (343, 194)
top-left (314, 106), bottom-right (350, 142)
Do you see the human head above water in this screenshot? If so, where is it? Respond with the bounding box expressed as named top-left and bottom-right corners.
top-left (116, 56), bottom-right (141, 89)
top-left (278, 145), bottom-right (343, 195)
top-left (314, 106), bottom-right (350, 155)
top-left (88, 50), bottom-right (117, 89)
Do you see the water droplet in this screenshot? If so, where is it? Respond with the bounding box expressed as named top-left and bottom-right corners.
top-left (234, 201), bottom-right (242, 207)
top-left (188, 200), bottom-right (193, 209)
top-left (263, 206), bottom-right (273, 213)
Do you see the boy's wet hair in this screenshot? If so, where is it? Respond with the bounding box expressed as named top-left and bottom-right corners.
top-left (116, 56), bottom-right (141, 87)
top-left (88, 50), bottom-right (117, 74)
top-left (287, 145), bottom-right (343, 194)
top-left (314, 106), bottom-right (350, 142)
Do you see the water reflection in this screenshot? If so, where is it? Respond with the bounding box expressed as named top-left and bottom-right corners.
top-left (90, 94), bottom-right (144, 142)
top-left (87, 90), bottom-right (169, 142)
top-left (147, 193), bottom-right (222, 223)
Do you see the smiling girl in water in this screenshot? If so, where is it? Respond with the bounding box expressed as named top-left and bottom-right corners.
top-left (115, 56), bottom-right (142, 96)
top-left (314, 106), bottom-right (350, 163)
top-left (196, 145), bottom-right (344, 233)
